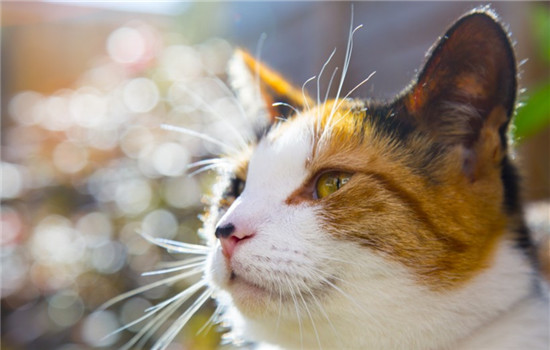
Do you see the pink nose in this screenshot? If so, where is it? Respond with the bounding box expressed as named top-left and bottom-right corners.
top-left (215, 223), bottom-right (254, 259)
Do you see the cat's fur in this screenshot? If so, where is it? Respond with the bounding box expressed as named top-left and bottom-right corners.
top-left (200, 8), bottom-right (549, 350)
top-left (106, 7), bottom-right (548, 350)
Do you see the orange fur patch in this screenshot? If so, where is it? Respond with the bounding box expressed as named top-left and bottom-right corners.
top-left (284, 101), bottom-right (511, 290)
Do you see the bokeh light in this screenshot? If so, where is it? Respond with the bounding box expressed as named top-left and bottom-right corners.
top-left (107, 26), bottom-right (147, 64)
top-left (2, 12), bottom-right (231, 349)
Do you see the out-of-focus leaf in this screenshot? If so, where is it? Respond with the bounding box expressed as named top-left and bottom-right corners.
top-left (514, 82), bottom-right (550, 141)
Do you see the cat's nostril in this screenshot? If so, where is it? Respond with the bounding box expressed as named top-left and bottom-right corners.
top-left (215, 223), bottom-right (235, 239)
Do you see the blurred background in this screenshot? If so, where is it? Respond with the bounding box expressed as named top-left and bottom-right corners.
top-left (1, 2), bottom-right (549, 350)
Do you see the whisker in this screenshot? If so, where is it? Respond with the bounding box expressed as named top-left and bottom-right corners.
top-left (275, 276), bottom-right (284, 338)
top-left (333, 71), bottom-right (376, 112)
top-left (145, 279), bottom-right (207, 313)
top-left (121, 292), bottom-right (191, 350)
top-left (302, 76), bottom-right (317, 112)
top-left (313, 272), bottom-right (381, 329)
top-left (140, 232), bottom-right (211, 254)
top-left (317, 48), bottom-right (337, 109)
top-left (186, 158), bottom-right (232, 170)
top-left (173, 86), bottom-right (249, 149)
top-left (324, 67), bottom-right (339, 109)
top-left (286, 277), bottom-right (304, 350)
top-left (317, 66), bottom-right (339, 138)
top-left (106, 280), bottom-right (206, 342)
top-left (272, 102), bottom-right (301, 118)
top-left (142, 260), bottom-right (206, 277)
top-left (196, 302), bottom-right (224, 335)
top-left (316, 48), bottom-right (337, 135)
top-left (154, 256), bottom-right (206, 268)
top-left (328, 5), bottom-right (363, 127)
top-left (100, 266), bottom-right (205, 310)
top-left (303, 284), bottom-right (339, 338)
top-left (161, 124), bottom-right (239, 154)
top-left (151, 288), bottom-right (213, 350)
top-left (297, 285), bottom-right (322, 350)
top-left (188, 163), bottom-right (232, 177)
top-left (201, 72), bottom-right (250, 123)
top-left (120, 295), bottom-right (187, 350)
top-left (254, 32), bottom-right (268, 107)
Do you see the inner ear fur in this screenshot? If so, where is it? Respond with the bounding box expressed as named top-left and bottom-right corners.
top-left (403, 8), bottom-right (517, 152)
top-left (228, 49), bottom-right (313, 123)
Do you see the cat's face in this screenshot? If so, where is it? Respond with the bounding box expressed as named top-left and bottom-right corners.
top-left (200, 8), bottom-right (532, 349)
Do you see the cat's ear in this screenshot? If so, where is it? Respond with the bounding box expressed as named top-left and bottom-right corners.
top-left (402, 9), bottom-right (516, 177)
top-left (228, 49), bottom-right (313, 127)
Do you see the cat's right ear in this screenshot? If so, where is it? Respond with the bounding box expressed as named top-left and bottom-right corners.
top-left (228, 49), bottom-right (313, 129)
top-left (399, 9), bottom-right (517, 181)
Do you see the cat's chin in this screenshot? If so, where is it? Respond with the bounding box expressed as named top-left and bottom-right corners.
top-left (208, 251), bottom-right (273, 316)
top-left (225, 272), bottom-right (272, 313)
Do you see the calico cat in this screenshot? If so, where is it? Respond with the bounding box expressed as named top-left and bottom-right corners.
top-left (108, 7), bottom-right (549, 350)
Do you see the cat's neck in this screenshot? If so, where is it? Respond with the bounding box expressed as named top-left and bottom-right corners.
top-left (454, 289), bottom-right (549, 350)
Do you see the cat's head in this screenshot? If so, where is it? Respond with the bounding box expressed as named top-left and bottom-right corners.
top-left (203, 9), bottom-right (533, 349)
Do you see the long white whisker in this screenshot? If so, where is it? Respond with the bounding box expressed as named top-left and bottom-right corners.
top-left (333, 71), bottom-right (376, 112)
top-left (175, 86), bottom-right (248, 149)
top-left (142, 260), bottom-right (206, 277)
top-left (272, 102), bottom-right (301, 118)
top-left (100, 266), bottom-right (204, 310)
top-left (145, 280), bottom-right (207, 313)
top-left (317, 48), bottom-right (337, 109)
top-left (105, 280), bottom-right (206, 342)
top-left (140, 233), bottom-right (211, 254)
top-left (303, 284), bottom-right (339, 338)
top-left (330, 22), bottom-right (363, 119)
top-left (275, 276), bottom-right (284, 338)
top-left (161, 124), bottom-right (239, 154)
top-left (286, 277), bottom-right (304, 350)
top-left (254, 32), bottom-right (268, 107)
top-left (316, 48), bottom-right (337, 135)
top-left (151, 288), bottom-right (213, 350)
top-left (188, 163), bottom-right (232, 177)
top-left (155, 256), bottom-right (206, 268)
top-left (302, 76), bottom-right (317, 112)
top-left (200, 72), bottom-right (250, 123)
top-left (297, 286), bottom-right (322, 350)
top-left (327, 4), bottom-right (362, 130)
top-left (120, 295), bottom-right (187, 350)
top-left (317, 66), bottom-right (340, 137)
top-left (186, 158), bottom-right (231, 170)
top-left (314, 272), bottom-right (381, 329)
top-left (196, 302), bottom-right (224, 335)
top-left (324, 66), bottom-right (339, 108)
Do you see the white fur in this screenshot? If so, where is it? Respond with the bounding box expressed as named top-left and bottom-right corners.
top-left (206, 116), bottom-right (549, 350)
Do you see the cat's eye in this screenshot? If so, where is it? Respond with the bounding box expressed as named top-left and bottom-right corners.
top-left (232, 177), bottom-right (245, 197)
top-left (220, 176), bottom-right (245, 208)
top-left (227, 176), bottom-right (245, 199)
top-left (315, 172), bottom-right (352, 199)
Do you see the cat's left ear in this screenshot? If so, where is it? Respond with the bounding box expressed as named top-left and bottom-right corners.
top-left (403, 9), bottom-right (516, 174)
top-left (228, 49), bottom-right (313, 128)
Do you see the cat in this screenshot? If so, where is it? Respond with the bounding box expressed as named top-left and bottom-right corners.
top-left (107, 7), bottom-right (549, 350)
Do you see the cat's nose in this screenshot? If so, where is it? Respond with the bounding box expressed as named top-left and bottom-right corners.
top-left (215, 223), bottom-right (235, 239)
top-left (215, 223), bottom-right (254, 259)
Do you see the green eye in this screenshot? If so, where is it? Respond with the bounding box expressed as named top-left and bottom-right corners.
top-left (315, 172), bottom-right (352, 199)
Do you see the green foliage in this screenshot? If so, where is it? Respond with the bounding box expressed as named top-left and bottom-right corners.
top-left (514, 82), bottom-right (550, 140)
top-left (513, 5), bottom-right (550, 142)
